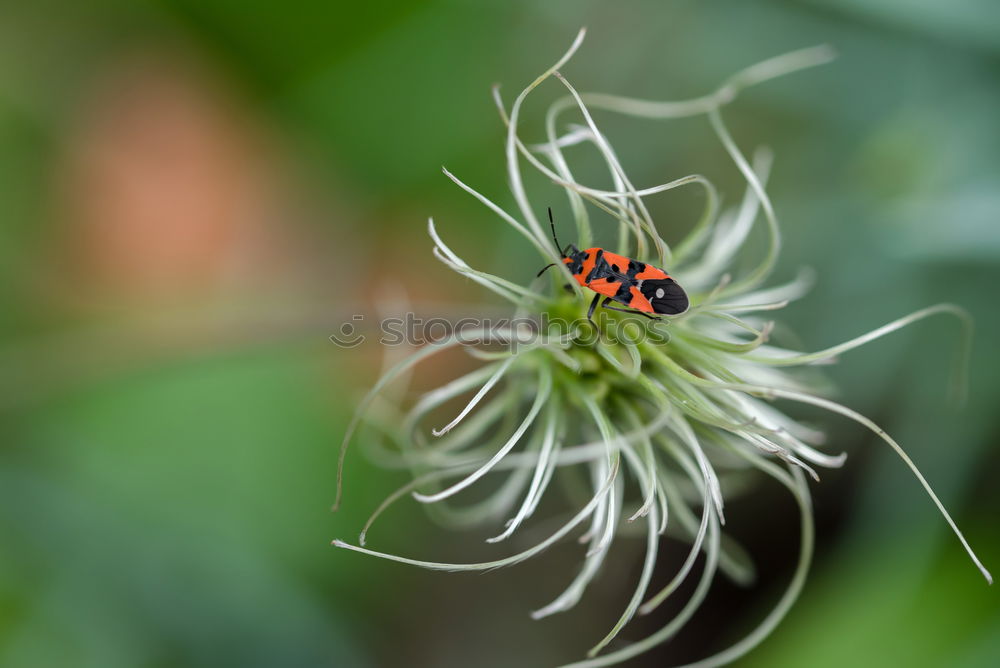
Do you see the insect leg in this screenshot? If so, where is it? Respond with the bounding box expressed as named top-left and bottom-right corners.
top-left (586, 293), bottom-right (601, 326)
top-left (600, 297), bottom-right (661, 320)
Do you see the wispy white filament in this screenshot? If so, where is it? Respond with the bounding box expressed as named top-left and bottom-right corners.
top-left (412, 366), bottom-right (552, 504)
top-left (334, 453), bottom-right (620, 573)
top-left (723, 382), bottom-right (992, 585)
top-left (505, 28), bottom-right (587, 259)
top-left (488, 405), bottom-right (559, 543)
top-left (335, 326), bottom-right (519, 510)
top-left (430, 357), bottom-right (515, 437)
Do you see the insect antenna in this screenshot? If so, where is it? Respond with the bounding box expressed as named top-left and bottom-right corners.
top-left (547, 207), bottom-right (565, 258)
top-left (536, 207), bottom-right (566, 278)
top-left (536, 263), bottom-right (557, 277)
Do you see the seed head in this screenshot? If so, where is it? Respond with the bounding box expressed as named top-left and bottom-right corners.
top-left (333, 29), bottom-right (990, 667)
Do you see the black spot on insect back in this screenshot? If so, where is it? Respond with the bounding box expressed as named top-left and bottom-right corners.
top-left (586, 251), bottom-right (617, 283)
top-left (626, 260), bottom-right (645, 279)
top-left (615, 281), bottom-right (633, 304)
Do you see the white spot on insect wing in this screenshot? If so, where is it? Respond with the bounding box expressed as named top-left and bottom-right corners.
top-left (655, 287), bottom-right (665, 299)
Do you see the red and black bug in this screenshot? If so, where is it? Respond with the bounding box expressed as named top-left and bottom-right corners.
top-left (538, 208), bottom-right (689, 323)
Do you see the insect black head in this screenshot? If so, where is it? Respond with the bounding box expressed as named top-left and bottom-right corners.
top-left (640, 278), bottom-right (689, 315)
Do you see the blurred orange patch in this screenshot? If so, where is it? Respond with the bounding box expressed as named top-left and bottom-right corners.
top-left (54, 52), bottom-right (305, 305)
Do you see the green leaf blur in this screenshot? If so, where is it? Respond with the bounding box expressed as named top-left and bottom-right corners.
top-left (0, 1), bottom-right (997, 666)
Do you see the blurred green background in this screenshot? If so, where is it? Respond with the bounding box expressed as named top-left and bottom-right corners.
top-left (1, 1), bottom-right (997, 666)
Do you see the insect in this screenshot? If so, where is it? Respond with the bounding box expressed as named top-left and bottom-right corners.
top-left (538, 208), bottom-right (689, 323)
